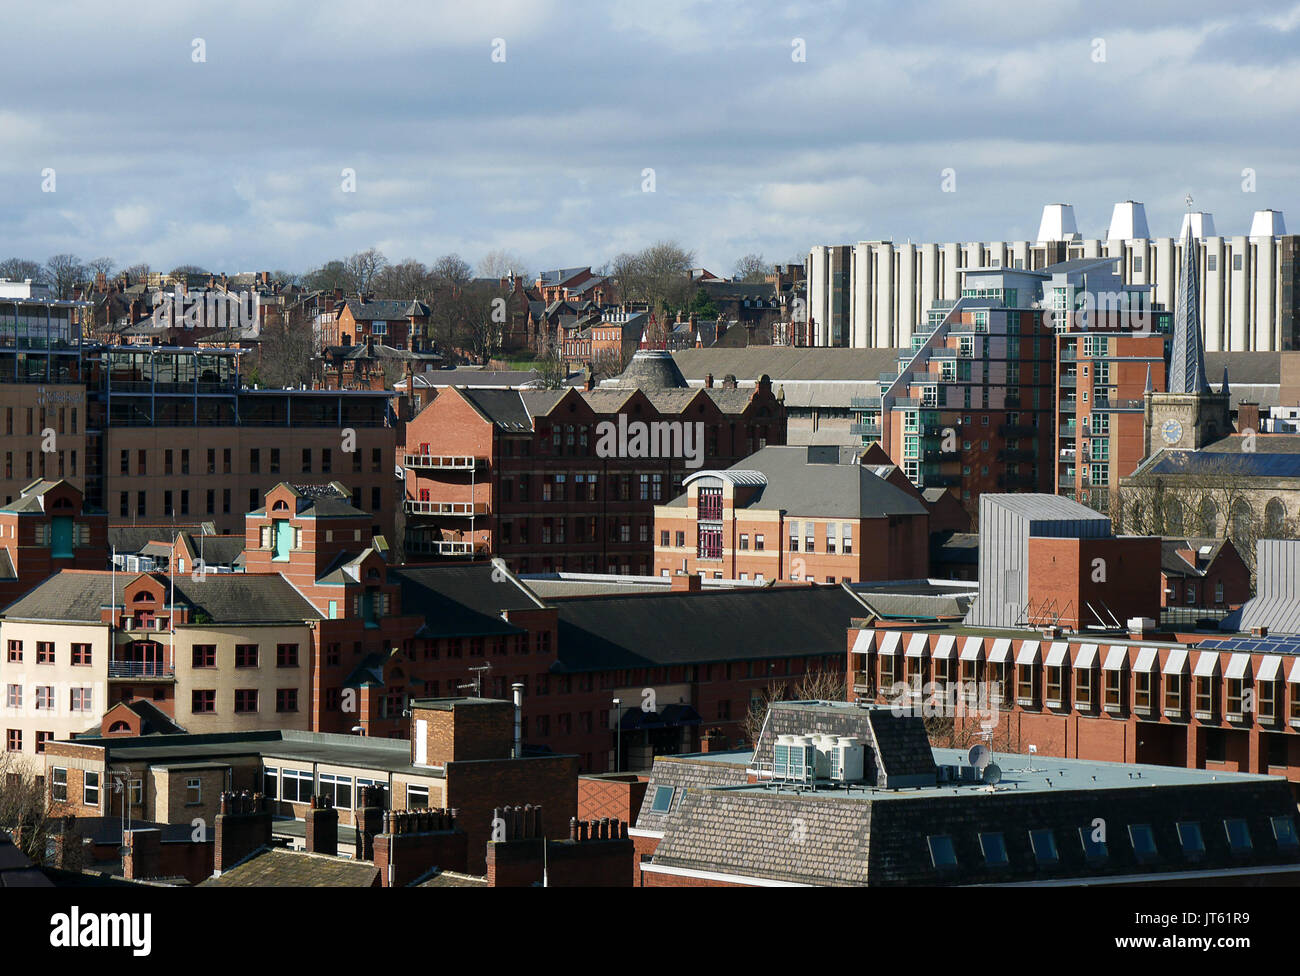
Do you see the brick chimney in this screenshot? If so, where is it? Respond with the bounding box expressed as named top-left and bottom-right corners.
top-left (487, 808), bottom-right (632, 887)
top-left (699, 728), bottom-right (728, 753)
top-left (305, 793), bottom-right (339, 856)
top-left (671, 572), bottom-right (702, 593)
top-left (372, 808), bottom-right (467, 887)
top-left (213, 791), bottom-right (272, 875)
top-left (355, 786), bottom-right (385, 861)
top-left (705, 373), bottom-right (714, 388)
top-left (123, 827), bottom-right (162, 880)
top-left (1237, 401), bottom-right (1261, 435)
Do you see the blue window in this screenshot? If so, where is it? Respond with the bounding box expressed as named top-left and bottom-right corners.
top-left (1128, 824), bottom-right (1158, 863)
top-left (1177, 821), bottom-right (1205, 859)
top-left (1272, 816), bottom-right (1299, 850)
top-left (1224, 818), bottom-right (1252, 852)
top-left (1029, 828), bottom-right (1059, 866)
top-left (272, 520), bottom-right (293, 561)
top-left (649, 786), bottom-right (675, 813)
top-left (1079, 827), bottom-right (1108, 863)
top-left (927, 834), bottom-right (958, 870)
top-left (979, 832), bottom-right (1008, 867)
top-left (51, 516), bottom-right (73, 559)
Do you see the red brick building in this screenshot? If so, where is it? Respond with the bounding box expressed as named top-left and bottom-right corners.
top-left (0, 479), bottom-right (107, 608)
top-left (1160, 536), bottom-right (1252, 610)
top-left (652, 445), bottom-right (930, 584)
top-left (400, 351), bottom-right (785, 572)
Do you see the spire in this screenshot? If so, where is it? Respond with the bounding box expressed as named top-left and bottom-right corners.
top-left (1144, 363), bottom-right (1153, 394)
top-left (1168, 218), bottom-right (1210, 395)
top-left (1221, 366), bottom-right (1230, 400)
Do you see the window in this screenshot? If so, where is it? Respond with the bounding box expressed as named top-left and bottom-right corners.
top-left (51, 767), bottom-right (67, 802)
top-left (927, 834), bottom-right (958, 870)
top-left (1271, 816), bottom-right (1299, 851)
top-left (1128, 824), bottom-right (1158, 863)
top-left (842, 524), bottom-right (852, 554)
top-left (263, 766), bottom-right (278, 800)
top-left (192, 645), bottom-right (216, 668)
top-left (7, 640), bottom-right (21, 663)
top-left (755, 533), bottom-right (765, 551)
top-left (281, 769), bottom-right (313, 803)
top-left (739, 534), bottom-right (749, 551)
top-left (5, 685), bottom-right (19, 709)
top-left (1224, 818), bottom-right (1252, 852)
top-left (5, 729), bottom-right (20, 752)
top-left (234, 689), bottom-right (259, 713)
top-left (276, 689), bottom-right (298, 713)
top-left (37, 642), bottom-right (55, 664)
top-left (276, 643), bottom-right (299, 668)
top-left (35, 731), bottom-right (52, 754)
top-left (318, 772), bottom-right (352, 810)
top-left (84, 771), bottom-right (100, 807)
top-left (407, 784), bottom-right (430, 809)
top-left (186, 778), bottom-right (202, 805)
top-left (979, 832), bottom-right (1008, 867)
top-left (70, 687), bottom-right (92, 712)
top-left (1079, 826), bottom-right (1108, 863)
top-left (235, 644), bottom-right (259, 668)
top-left (192, 690), bottom-right (215, 713)
top-left (1029, 828), bottom-right (1059, 866)
top-left (35, 686), bottom-right (52, 710)
top-left (650, 786), bottom-right (675, 813)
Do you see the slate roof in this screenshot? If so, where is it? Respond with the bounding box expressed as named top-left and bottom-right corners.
top-left (414, 869), bottom-right (489, 887)
top-left (101, 700), bottom-right (187, 736)
top-left (459, 388), bottom-right (535, 430)
top-left (1, 571), bottom-right (322, 624)
top-left (340, 299), bottom-right (429, 321)
top-left (672, 347), bottom-right (902, 383)
top-left (670, 446), bottom-right (928, 519)
top-left (253, 483), bottom-right (371, 518)
top-left (182, 534), bottom-right (245, 565)
top-left (551, 586), bottom-right (870, 672)
top-left (1138, 448), bottom-right (1300, 480)
top-left (607, 351), bottom-right (689, 389)
top-left (0, 831), bottom-right (52, 887)
top-left (1161, 537), bottom-right (1228, 577)
top-left (634, 754), bottom-right (753, 833)
top-left (391, 563), bottom-right (543, 638)
top-left (110, 524), bottom-right (216, 553)
top-left (202, 847), bottom-right (380, 887)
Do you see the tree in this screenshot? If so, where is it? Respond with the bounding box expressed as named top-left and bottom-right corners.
top-left (742, 679), bottom-right (789, 746)
top-left (372, 258), bottom-right (431, 300)
top-left (87, 256), bottom-right (117, 279)
top-left (533, 338), bottom-right (570, 389)
top-left (303, 260), bottom-right (357, 294)
top-left (344, 248), bottom-right (389, 294)
top-left (45, 254), bottom-right (87, 298)
top-left (477, 249), bottom-right (529, 282)
top-left (257, 314), bottom-right (315, 389)
top-left (609, 241), bottom-right (695, 338)
top-left (689, 286), bottom-right (719, 320)
top-left (122, 262), bottom-right (151, 282)
top-left (733, 252), bottom-right (768, 282)
top-left (590, 345), bottom-right (632, 383)
top-left (0, 753), bottom-right (55, 864)
top-left (168, 264), bottom-right (207, 277)
top-left (431, 253), bottom-right (473, 287)
top-left (0, 257), bottom-right (46, 284)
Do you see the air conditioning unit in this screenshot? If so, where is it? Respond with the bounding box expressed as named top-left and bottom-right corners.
top-left (773, 735), bottom-right (816, 783)
top-left (831, 737), bottom-right (865, 783)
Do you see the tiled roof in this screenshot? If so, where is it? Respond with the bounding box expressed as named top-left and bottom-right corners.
top-left (0, 831), bottom-right (52, 887)
top-left (634, 755), bottom-right (751, 832)
top-left (341, 299), bottom-right (429, 321)
top-left (391, 563), bottom-right (542, 638)
top-left (202, 848), bottom-right (379, 887)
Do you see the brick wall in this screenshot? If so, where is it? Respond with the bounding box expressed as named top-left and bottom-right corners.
top-left (577, 774), bottom-right (647, 823)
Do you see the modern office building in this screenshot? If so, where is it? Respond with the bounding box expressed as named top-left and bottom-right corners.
top-left (807, 202), bottom-right (1300, 352)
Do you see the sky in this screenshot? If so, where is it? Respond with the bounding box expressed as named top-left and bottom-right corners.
top-left (2, 0), bottom-right (1299, 279)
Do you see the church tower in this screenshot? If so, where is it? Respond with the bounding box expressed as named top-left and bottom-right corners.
top-left (1143, 215), bottom-right (1231, 455)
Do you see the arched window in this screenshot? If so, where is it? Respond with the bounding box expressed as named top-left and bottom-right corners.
top-left (108, 721), bottom-right (131, 733)
top-left (1265, 498), bottom-right (1287, 537)
top-left (1163, 499), bottom-right (1184, 535)
top-left (133, 590), bottom-right (154, 603)
top-left (1198, 498), bottom-right (1218, 537)
top-left (1230, 499), bottom-right (1254, 542)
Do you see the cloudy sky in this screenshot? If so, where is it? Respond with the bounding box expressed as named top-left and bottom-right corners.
top-left (2, 0), bottom-right (1298, 278)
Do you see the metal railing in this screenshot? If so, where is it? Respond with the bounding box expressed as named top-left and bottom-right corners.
top-left (403, 500), bottom-right (489, 516)
top-left (402, 454), bottom-right (485, 470)
top-left (107, 661), bottom-right (176, 678)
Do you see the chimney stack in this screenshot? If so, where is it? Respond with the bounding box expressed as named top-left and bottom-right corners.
top-left (305, 793), bottom-right (339, 857)
top-left (512, 682), bottom-right (524, 758)
top-left (213, 791), bottom-right (271, 876)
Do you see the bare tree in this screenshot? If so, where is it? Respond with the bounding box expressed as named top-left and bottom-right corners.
top-left (45, 254), bottom-right (88, 298)
top-left (733, 252), bottom-right (768, 282)
top-left (590, 345), bottom-right (632, 382)
top-left (122, 262), bottom-right (151, 282)
top-left (792, 667), bottom-right (848, 702)
top-left (431, 253), bottom-right (473, 287)
top-left (742, 679), bottom-right (789, 745)
top-left (372, 258), bottom-right (431, 300)
top-left (344, 248), bottom-right (389, 294)
top-left (0, 257), bottom-right (46, 284)
top-left (87, 256), bottom-right (117, 279)
top-left (168, 264), bottom-right (207, 277)
top-left (477, 249), bottom-right (529, 282)
top-left (610, 241), bottom-right (695, 333)
top-left (0, 754), bottom-right (55, 864)
top-left (303, 260), bottom-right (357, 294)
top-left (533, 338), bottom-right (570, 389)
top-left (257, 314), bottom-right (316, 388)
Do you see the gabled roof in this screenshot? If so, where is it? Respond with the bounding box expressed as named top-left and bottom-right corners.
top-left (459, 388), bottom-right (534, 430)
top-left (340, 299), bottom-right (429, 321)
top-left (1161, 537), bottom-right (1228, 577)
top-left (391, 563), bottom-right (543, 638)
top-left (99, 699), bottom-right (187, 736)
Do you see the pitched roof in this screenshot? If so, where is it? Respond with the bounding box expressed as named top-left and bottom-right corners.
top-left (550, 586), bottom-right (870, 672)
top-left (390, 563), bottom-right (543, 638)
top-left (201, 848), bottom-right (379, 887)
top-left (0, 831), bottom-right (52, 887)
top-left (672, 347), bottom-right (902, 383)
top-left (459, 388), bottom-right (534, 430)
top-left (673, 446), bottom-right (928, 519)
top-left (341, 299), bottom-right (429, 321)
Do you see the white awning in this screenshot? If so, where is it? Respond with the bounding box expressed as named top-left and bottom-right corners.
top-left (1194, 651), bottom-right (1219, 677)
top-left (934, 635), bottom-right (957, 660)
top-left (1258, 655), bottom-right (1283, 682)
top-left (1289, 657), bottom-right (1300, 683)
top-left (1225, 653), bottom-right (1251, 680)
top-left (1045, 642), bottom-right (1069, 667)
top-left (1102, 645), bottom-right (1129, 671)
top-left (1075, 643), bottom-right (1099, 669)
top-left (906, 633), bottom-right (929, 658)
top-left (879, 631), bottom-right (902, 656)
top-left (1015, 640), bottom-right (1040, 666)
top-left (1163, 648), bottom-right (1189, 674)
top-left (1134, 647), bottom-right (1158, 673)
top-left (989, 638), bottom-right (1013, 663)
top-left (960, 637), bottom-right (984, 662)
top-left (852, 630), bottom-right (874, 654)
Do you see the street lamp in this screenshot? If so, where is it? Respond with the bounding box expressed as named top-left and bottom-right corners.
top-left (612, 698), bottom-right (622, 773)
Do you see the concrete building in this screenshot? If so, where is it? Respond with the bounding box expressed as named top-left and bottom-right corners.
top-left (807, 202), bottom-right (1300, 352)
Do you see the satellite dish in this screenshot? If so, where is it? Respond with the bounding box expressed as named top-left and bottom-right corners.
top-left (968, 744), bottom-right (991, 770)
top-left (983, 763), bottom-right (1002, 785)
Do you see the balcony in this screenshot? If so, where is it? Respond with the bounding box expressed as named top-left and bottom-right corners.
top-left (850, 396), bottom-right (882, 409)
top-left (1059, 374), bottom-right (1077, 388)
top-left (850, 423), bottom-right (881, 438)
top-left (1058, 425), bottom-right (1077, 439)
top-left (1058, 472), bottom-right (1076, 488)
top-left (1092, 398), bottom-right (1143, 412)
top-left (1059, 348), bottom-right (1077, 362)
top-left (404, 500), bottom-right (489, 516)
top-left (921, 473), bottom-right (960, 488)
top-left (403, 453), bottom-right (486, 471)
top-left (1060, 398), bottom-right (1077, 413)
top-left (997, 448), bottom-right (1035, 463)
top-left (405, 539), bottom-right (479, 557)
top-left (997, 472), bottom-right (1037, 489)
top-left (107, 660), bottom-right (176, 679)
